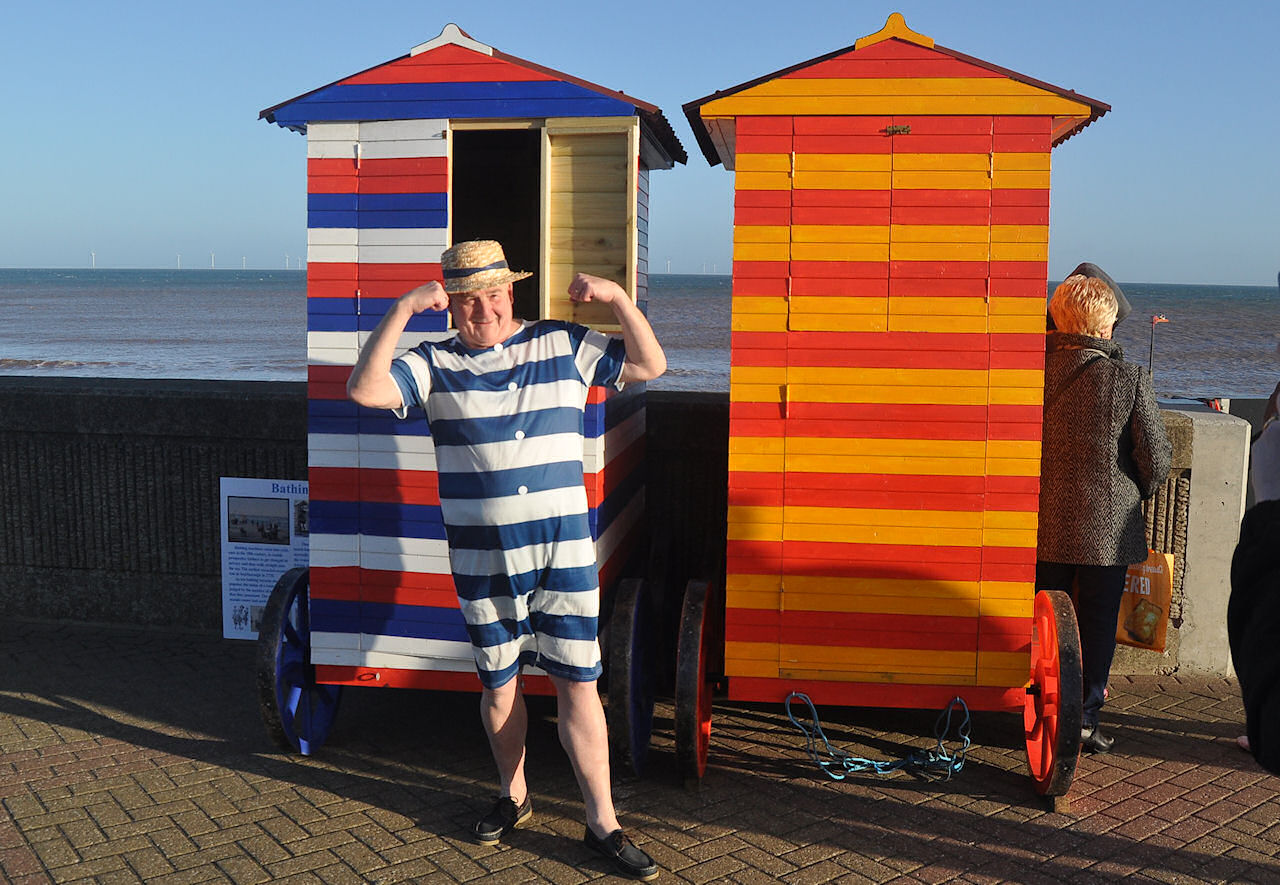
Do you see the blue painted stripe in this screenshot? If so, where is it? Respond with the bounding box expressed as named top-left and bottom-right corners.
top-left (356, 412), bottom-right (432, 437)
top-left (431, 406), bottom-right (584, 446)
top-left (310, 399), bottom-right (359, 417)
top-left (271, 81), bottom-right (636, 127)
top-left (308, 193), bottom-right (448, 213)
top-left (360, 311), bottom-right (448, 332)
top-left (308, 298), bottom-right (357, 316)
top-left (311, 599), bottom-right (470, 643)
top-left (446, 511), bottom-right (591, 553)
top-left (437, 460), bottom-right (584, 500)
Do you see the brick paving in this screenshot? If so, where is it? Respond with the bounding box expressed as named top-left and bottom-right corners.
top-left (2, 619), bottom-right (1277, 884)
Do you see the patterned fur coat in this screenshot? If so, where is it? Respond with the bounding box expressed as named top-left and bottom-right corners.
top-left (1036, 333), bottom-right (1172, 566)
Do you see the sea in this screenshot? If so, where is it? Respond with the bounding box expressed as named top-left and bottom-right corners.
top-left (0, 268), bottom-right (1276, 399)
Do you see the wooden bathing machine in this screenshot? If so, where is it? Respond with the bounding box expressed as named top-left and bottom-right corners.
top-left (684, 14), bottom-right (1109, 714)
top-left (260, 24), bottom-right (685, 697)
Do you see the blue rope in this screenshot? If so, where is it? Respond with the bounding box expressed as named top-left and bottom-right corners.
top-left (784, 692), bottom-right (971, 781)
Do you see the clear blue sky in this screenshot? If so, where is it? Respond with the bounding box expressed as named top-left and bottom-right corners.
top-left (2, 0), bottom-right (1277, 285)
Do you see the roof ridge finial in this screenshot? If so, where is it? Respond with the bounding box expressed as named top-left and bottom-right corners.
top-left (854, 12), bottom-right (934, 51)
top-left (410, 23), bottom-right (494, 57)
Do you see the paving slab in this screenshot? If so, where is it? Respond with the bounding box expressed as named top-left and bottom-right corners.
top-left (1, 620), bottom-right (1276, 884)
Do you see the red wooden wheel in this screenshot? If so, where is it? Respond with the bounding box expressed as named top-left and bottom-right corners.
top-left (675, 579), bottom-right (714, 786)
top-left (1024, 589), bottom-right (1083, 796)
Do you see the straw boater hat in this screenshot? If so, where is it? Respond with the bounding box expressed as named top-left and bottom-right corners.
top-left (440, 240), bottom-right (532, 294)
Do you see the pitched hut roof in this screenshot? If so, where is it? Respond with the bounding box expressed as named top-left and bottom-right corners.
top-left (684, 13), bottom-right (1108, 168)
top-left (261, 24), bottom-right (686, 169)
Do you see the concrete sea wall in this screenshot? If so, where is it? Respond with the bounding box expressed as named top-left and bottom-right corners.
top-left (0, 378), bottom-right (1254, 677)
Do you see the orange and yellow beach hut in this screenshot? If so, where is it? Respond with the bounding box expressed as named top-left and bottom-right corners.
top-left (682, 13), bottom-right (1109, 794)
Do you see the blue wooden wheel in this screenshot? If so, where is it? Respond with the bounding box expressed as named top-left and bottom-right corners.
top-left (256, 567), bottom-right (342, 755)
top-left (607, 578), bottom-right (656, 777)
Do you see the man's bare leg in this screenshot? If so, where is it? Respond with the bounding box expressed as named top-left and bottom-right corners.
top-left (480, 680), bottom-right (528, 802)
top-left (551, 675), bottom-right (620, 836)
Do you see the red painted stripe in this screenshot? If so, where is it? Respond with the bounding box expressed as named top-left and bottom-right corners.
top-left (793, 116), bottom-right (894, 135)
top-left (792, 206), bottom-right (890, 225)
top-left (791, 261), bottom-right (890, 279)
top-left (890, 205), bottom-right (990, 226)
top-left (792, 189), bottom-right (892, 208)
top-left (727, 677), bottom-right (1023, 712)
top-left (734, 206), bottom-right (790, 226)
top-left (789, 277), bottom-right (888, 297)
top-left (737, 116), bottom-right (793, 136)
top-left (891, 189), bottom-right (990, 207)
top-left (315, 665), bottom-right (557, 694)
top-left (735, 189), bottom-right (791, 208)
top-left (995, 116), bottom-right (1053, 135)
top-left (793, 135), bottom-right (891, 154)
top-left (991, 206), bottom-right (1049, 226)
top-left (989, 261), bottom-right (1048, 279)
top-left (733, 260), bottom-right (790, 278)
top-left (735, 133), bottom-right (793, 154)
top-left (308, 381), bottom-right (348, 401)
top-left (990, 189), bottom-right (1050, 207)
top-left (888, 260), bottom-right (990, 279)
top-left (342, 44), bottom-right (558, 85)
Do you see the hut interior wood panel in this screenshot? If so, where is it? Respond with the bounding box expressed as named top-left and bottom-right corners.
top-left (263, 23), bottom-right (684, 691)
top-left (686, 12), bottom-right (1107, 711)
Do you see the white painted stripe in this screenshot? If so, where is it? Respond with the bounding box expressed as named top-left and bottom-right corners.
top-left (308, 332), bottom-right (359, 353)
top-left (310, 548), bottom-right (358, 568)
top-left (310, 533), bottom-right (359, 553)
top-left (360, 635), bottom-right (472, 659)
top-left (307, 347), bottom-right (358, 367)
top-left (311, 630), bottom-right (361, 651)
top-left (360, 535), bottom-right (451, 557)
top-left (358, 229), bottom-right (449, 248)
top-left (309, 433), bottom-right (359, 452)
top-left (359, 551), bottom-right (454, 574)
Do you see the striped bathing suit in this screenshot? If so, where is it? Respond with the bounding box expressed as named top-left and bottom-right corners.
top-left (390, 320), bottom-right (626, 688)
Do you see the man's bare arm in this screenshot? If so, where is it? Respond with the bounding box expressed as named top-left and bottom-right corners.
top-left (567, 273), bottom-right (666, 383)
top-left (347, 282), bottom-right (449, 409)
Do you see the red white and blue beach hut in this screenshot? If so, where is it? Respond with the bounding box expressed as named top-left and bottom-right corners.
top-left (257, 24), bottom-right (684, 754)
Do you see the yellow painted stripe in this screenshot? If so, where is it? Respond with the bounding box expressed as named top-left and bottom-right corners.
top-left (979, 581), bottom-right (1034, 600)
top-left (792, 242), bottom-right (890, 262)
top-left (786, 453), bottom-right (987, 475)
top-left (734, 170), bottom-right (792, 191)
top-left (992, 170), bottom-right (1051, 190)
top-left (981, 528), bottom-right (1038, 547)
top-left (993, 152), bottom-right (1051, 171)
top-left (890, 242), bottom-right (990, 261)
top-left (889, 296), bottom-right (987, 316)
top-left (779, 668), bottom-right (979, 686)
top-left (888, 316), bottom-right (989, 334)
top-left (731, 296), bottom-right (787, 316)
top-left (784, 435), bottom-right (987, 457)
top-left (783, 522), bottom-right (983, 547)
top-left (728, 435), bottom-right (785, 455)
top-left (991, 242), bottom-right (1048, 261)
top-left (725, 589), bottom-right (780, 611)
top-left (990, 315), bottom-right (1050, 334)
top-left (725, 656), bottom-right (779, 678)
top-left (728, 522), bottom-right (783, 542)
top-left (727, 451), bottom-right (783, 473)
top-left (976, 669), bottom-right (1030, 688)
top-left (987, 439), bottom-right (1041, 460)
top-left (787, 366), bottom-right (995, 387)
top-left (794, 171), bottom-right (892, 191)
top-left (727, 573), bottom-right (783, 593)
top-left (893, 153), bottom-right (990, 172)
top-left (992, 225), bottom-right (1048, 244)
top-left (978, 651), bottom-right (1030, 672)
top-left (782, 592), bottom-right (979, 617)
top-left (782, 575), bottom-right (980, 599)
top-left (893, 170), bottom-right (991, 190)
top-left (892, 224), bottom-right (990, 243)
top-left (704, 76), bottom-right (1096, 100)
top-left (990, 369), bottom-right (1044, 390)
top-left (734, 225), bottom-right (790, 243)
top-left (989, 297), bottom-right (1048, 316)
top-left (780, 644), bottom-right (977, 671)
top-left (988, 387), bottom-right (1044, 406)
top-left (734, 504), bottom-right (983, 530)
top-left (797, 153), bottom-right (893, 172)
top-left (703, 93), bottom-right (1094, 118)
top-left (982, 509), bottom-right (1039, 530)
top-left (734, 242), bottom-right (790, 262)
top-left (791, 296), bottom-right (888, 316)
top-left (986, 459), bottom-right (1041, 477)
top-left (731, 314), bottom-right (787, 332)
top-left (791, 314), bottom-right (889, 332)
top-left (792, 225), bottom-right (890, 244)
top-left (981, 596), bottom-right (1034, 618)
top-left (734, 153), bottom-right (790, 172)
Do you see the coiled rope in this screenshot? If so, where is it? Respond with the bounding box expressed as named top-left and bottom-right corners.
top-left (784, 691), bottom-right (971, 781)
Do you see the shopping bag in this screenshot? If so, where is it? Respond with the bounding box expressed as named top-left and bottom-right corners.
top-left (1116, 550), bottom-right (1175, 652)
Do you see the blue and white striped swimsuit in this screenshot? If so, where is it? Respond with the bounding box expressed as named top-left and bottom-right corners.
top-left (391, 320), bottom-right (625, 688)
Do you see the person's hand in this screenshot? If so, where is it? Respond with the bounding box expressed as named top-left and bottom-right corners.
top-left (568, 273), bottom-right (624, 305)
top-left (400, 281), bottom-right (449, 313)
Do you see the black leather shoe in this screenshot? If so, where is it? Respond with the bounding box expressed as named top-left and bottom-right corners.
top-left (473, 795), bottom-right (532, 845)
top-left (1081, 723), bottom-right (1115, 754)
top-left (584, 827), bottom-right (659, 880)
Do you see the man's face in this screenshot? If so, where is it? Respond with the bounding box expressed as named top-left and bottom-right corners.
top-left (449, 283), bottom-right (517, 349)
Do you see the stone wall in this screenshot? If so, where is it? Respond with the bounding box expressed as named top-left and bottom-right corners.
top-left (0, 378), bottom-right (1252, 676)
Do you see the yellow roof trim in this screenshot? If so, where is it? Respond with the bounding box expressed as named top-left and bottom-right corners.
top-left (854, 12), bottom-right (934, 50)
